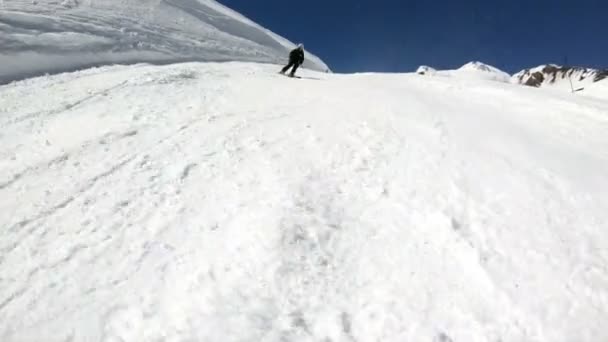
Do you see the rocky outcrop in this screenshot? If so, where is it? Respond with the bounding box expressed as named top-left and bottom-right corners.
top-left (512, 65), bottom-right (608, 88)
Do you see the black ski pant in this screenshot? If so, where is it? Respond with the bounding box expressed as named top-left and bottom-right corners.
top-left (282, 60), bottom-right (300, 74)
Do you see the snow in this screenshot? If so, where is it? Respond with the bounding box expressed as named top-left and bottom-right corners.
top-left (456, 61), bottom-right (511, 82)
top-left (416, 65), bottom-right (437, 75)
top-left (417, 62), bottom-right (511, 83)
top-left (583, 80), bottom-right (608, 100)
top-left (0, 0), bottom-right (329, 84)
top-left (1, 61), bottom-right (608, 342)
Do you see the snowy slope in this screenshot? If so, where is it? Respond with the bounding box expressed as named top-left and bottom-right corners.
top-left (512, 64), bottom-right (608, 93)
top-left (583, 79), bottom-right (608, 100)
top-left (2, 62), bottom-right (608, 342)
top-left (0, 0), bottom-right (329, 84)
top-left (417, 62), bottom-right (511, 83)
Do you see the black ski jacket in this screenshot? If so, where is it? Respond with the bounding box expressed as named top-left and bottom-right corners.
top-left (289, 48), bottom-right (305, 65)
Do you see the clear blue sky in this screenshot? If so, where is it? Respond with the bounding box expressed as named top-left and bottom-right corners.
top-left (218, 0), bottom-right (606, 73)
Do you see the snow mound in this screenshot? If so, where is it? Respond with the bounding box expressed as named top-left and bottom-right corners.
top-left (0, 0), bottom-right (329, 84)
top-left (1, 61), bottom-right (608, 342)
top-left (416, 65), bottom-right (437, 75)
top-left (512, 64), bottom-right (608, 93)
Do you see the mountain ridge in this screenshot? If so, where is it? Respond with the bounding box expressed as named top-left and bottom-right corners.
top-left (512, 64), bottom-right (608, 89)
top-left (416, 61), bottom-right (607, 96)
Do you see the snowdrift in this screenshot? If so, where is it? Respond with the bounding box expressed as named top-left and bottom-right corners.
top-left (1, 62), bottom-right (608, 342)
top-left (0, 0), bottom-right (329, 84)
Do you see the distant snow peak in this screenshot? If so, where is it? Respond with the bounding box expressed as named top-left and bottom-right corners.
top-left (459, 61), bottom-right (500, 73)
top-left (457, 61), bottom-right (510, 82)
top-left (416, 61), bottom-right (510, 83)
top-left (512, 65), bottom-right (608, 89)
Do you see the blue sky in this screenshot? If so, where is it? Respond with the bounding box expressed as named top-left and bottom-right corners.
top-left (218, 0), bottom-right (606, 73)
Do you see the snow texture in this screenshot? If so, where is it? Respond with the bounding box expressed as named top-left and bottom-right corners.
top-left (1, 61), bottom-right (608, 342)
top-left (0, 0), bottom-right (330, 84)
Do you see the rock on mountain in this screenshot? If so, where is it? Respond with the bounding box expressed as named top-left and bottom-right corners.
top-left (0, 0), bottom-right (329, 84)
top-left (512, 64), bottom-right (608, 91)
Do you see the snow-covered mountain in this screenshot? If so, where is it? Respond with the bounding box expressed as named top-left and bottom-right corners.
top-left (457, 61), bottom-right (511, 82)
top-left (0, 0), bottom-right (329, 84)
top-left (512, 64), bottom-right (608, 92)
top-left (2, 61), bottom-right (608, 342)
top-left (417, 61), bottom-right (607, 98)
top-left (416, 61), bottom-right (511, 83)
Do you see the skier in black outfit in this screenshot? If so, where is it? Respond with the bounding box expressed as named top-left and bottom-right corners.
top-left (280, 43), bottom-right (305, 77)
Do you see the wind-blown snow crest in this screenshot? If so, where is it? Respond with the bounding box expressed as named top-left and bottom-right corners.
top-left (1, 62), bottom-right (608, 342)
top-left (0, 0), bottom-right (329, 84)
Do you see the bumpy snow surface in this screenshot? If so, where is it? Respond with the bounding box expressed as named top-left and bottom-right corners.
top-left (2, 62), bottom-right (608, 342)
top-left (0, 0), bottom-right (329, 84)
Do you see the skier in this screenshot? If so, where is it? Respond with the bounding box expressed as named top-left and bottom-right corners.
top-left (280, 43), bottom-right (305, 77)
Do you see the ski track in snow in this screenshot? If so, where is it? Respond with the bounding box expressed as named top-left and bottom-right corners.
top-left (1, 62), bottom-right (608, 342)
